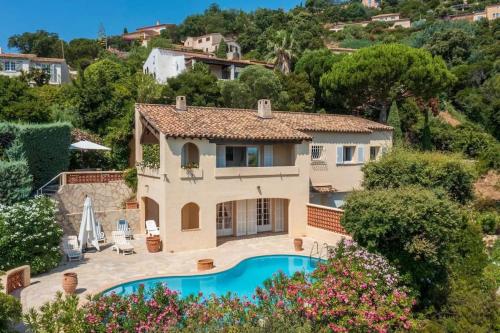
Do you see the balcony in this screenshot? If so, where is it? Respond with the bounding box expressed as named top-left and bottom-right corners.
top-left (179, 168), bottom-right (204, 180)
top-left (215, 166), bottom-right (300, 179)
top-left (137, 166), bottom-right (161, 179)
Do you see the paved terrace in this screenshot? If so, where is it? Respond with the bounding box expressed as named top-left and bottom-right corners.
top-left (18, 233), bottom-right (344, 310)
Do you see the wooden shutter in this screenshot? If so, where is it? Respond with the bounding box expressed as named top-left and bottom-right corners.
top-left (274, 199), bottom-right (284, 232)
top-left (336, 145), bottom-right (343, 164)
top-left (357, 145), bottom-right (365, 163)
top-left (216, 145), bottom-right (225, 167)
top-left (246, 199), bottom-right (257, 235)
top-left (236, 200), bottom-right (247, 236)
top-left (264, 145), bottom-right (273, 166)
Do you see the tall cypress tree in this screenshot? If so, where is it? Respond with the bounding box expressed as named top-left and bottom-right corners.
top-left (216, 40), bottom-right (228, 58)
top-left (387, 101), bottom-right (403, 147)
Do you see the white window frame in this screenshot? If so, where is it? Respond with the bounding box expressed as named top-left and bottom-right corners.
top-left (257, 198), bottom-right (271, 232)
top-left (370, 146), bottom-right (380, 161)
top-left (216, 202), bottom-right (233, 237)
top-left (343, 146), bottom-right (355, 163)
top-left (3, 61), bottom-right (17, 72)
top-left (311, 145), bottom-right (326, 163)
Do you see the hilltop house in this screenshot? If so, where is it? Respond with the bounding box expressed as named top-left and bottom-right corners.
top-left (183, 33), bottom-right (241, 59)
top-left (448, 4), bottom-right (500, 21)
top-left (134, 97), bottom-right (392, 252)
top-left (122, 21), bottom-right (176, 47)
top-left (326, 12), bottom-right (410, 32)
top-left (0, 51), bottom-right (70, 85)
top-left (143, 48), bottom-right (273, 83)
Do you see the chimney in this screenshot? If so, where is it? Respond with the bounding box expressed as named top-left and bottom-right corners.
top-left (156, 20), bottom-right (160, 26)
top-left (176, 96), bottom-right (187, 111)
top-left (257, 99), bottom-right (272, 119)
top-left (0, 47), bottom-right (2, 54)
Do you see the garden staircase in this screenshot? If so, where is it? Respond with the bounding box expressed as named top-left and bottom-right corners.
top-left (36, 173), bottom-right (63, 196)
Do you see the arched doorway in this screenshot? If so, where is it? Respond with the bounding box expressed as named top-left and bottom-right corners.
top-left (142, 197), bottom-right (159, 231)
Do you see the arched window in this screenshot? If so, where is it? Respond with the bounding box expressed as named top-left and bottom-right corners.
top-left (181, 143), bottom-right (200, 169)
top-left (181, 202), bottom-right (200, 230)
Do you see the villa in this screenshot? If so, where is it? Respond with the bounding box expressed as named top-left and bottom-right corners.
top-left (143, 48), bottom-right (273, 83)
top-left (0, 50), bottom-right (70, 85)
top-left (122, 21), bottom-right (176, 47)
top-left (134, 97), bottom-right (392, 252)
top-left (326, 12), bottom-right (411, 32)
top-left (183, 33), bottom-right (241, 59)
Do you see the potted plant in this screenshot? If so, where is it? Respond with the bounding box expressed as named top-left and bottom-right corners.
top-left (62, 272), bottom-right (78, 294)
top-left (124, 195), bottom-right (139, 209)
top-left (146, 236), bottom-right (161, 253)
top-left (294, 238), bottom-right (303, 251)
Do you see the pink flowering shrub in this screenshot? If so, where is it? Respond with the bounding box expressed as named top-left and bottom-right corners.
top-left (26, 240), bottom-right (417, 332)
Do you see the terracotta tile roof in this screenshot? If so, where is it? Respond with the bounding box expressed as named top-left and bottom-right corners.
top-left (136, 104), bottom-right (392, 141)
top-left (274, 111), bottom-right (393, 133)
top-left (137, 104), bottom-right (312, 142)
top-left (0, 53), bottom-right (66, 63)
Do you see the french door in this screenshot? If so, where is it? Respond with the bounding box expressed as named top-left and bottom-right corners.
top-left (257, 198), bottom-right (271, 232)
top-left (216, 202), bottom-right (233, 237)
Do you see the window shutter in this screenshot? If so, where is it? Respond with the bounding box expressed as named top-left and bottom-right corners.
top-left (264, 145), bottom-right (273, 166)
top-left (236, 200), bottom-right (247, 236)
top-left (216, 145), bottom-right (225, 167)
top-left (246, 199), bottom-right (257, 235)
top-left (336, 145), bottom-right (343, 164)
top-left (358, 145), bottom-right (365, 163)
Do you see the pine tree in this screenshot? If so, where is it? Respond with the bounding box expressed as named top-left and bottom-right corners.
top-left (216, 39), bottom-right (228, 58)
top-left (387, 101), bottom-right (403, 147)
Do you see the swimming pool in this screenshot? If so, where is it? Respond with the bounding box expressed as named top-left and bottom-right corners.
top-left (104, 255), bottom-right (320, 299)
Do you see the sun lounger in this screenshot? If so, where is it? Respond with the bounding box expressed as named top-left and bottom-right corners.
top-left (62, 236), bottom-right (83, 261)
top-left (111, 231), bottom-right (134, 255)
top-left (146, 220), bottom-right (160, 236)
top-left (116, 219), bottom-right (133, 239)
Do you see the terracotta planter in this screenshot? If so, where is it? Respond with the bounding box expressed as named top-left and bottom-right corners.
top-left (62, 272), bottom-right (78, 294)
top-left (197, 259), bottom-right (214, 271)
top-left (294, 238), bottom-right (303, 252)
top-left (146, 236), bottom-right (161, 253)
top-left (126, 201), bottom-right (139, 209)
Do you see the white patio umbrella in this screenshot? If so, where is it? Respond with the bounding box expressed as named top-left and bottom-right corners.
top-left (78, 197), bottom-right (101, 252)
top-left (70, 140), bottom-right (111, 151)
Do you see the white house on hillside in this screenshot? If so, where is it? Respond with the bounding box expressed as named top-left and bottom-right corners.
top-left (0, 50), bottom-right (70, 85)
top-left (143, 48), bottom-right (272, 84)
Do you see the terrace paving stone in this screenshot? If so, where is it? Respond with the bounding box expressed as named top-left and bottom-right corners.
top-left (19, 233), bottom-right (344, 310)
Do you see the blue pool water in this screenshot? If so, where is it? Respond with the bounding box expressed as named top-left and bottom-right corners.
top-left (104, 255), bottom-right (319, 299)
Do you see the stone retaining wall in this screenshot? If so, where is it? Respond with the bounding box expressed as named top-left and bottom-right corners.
top-left (60, 209), bottom-right (140, 236)
top-left (54, 180), bottom-right (141, 236)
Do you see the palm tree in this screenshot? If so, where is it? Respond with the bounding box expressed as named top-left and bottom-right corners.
top-left (266, 30), bottom-right (296, 74)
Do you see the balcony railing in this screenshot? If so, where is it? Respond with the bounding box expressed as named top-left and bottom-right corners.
top-left (215, 166), bottom-right (299, 179)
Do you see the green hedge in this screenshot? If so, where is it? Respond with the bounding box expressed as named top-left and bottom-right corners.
top-left (0, 160), bottom-right (32, 205)
top-left (0, 122), bottom-right (71, 189)
top-left (362, 149), bottom-right (475, 204)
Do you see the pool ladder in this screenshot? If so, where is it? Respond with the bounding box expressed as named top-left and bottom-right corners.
top-left (309, 241), bottom-right (330, 260)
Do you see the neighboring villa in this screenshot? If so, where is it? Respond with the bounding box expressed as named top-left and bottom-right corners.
top-left (183, 33), bottom-right (241, 59)
top-left (134, 97), bottom-right (392, 251)
top-left (122, 21), bottom-right (176, 47)
top-left (0, 50), bottom-right (70, 85)
top-left (143, 48), bottom-right (273, 83)
top-left (448, 4), bottom-right (500, 22)
top-left (326, 13), bottom-right (411, 32)
top-left (362, 0), bottom-right (380, 8)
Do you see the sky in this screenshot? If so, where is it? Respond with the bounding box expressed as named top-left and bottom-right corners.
top-left (0, 0), bottom-right (302, 52)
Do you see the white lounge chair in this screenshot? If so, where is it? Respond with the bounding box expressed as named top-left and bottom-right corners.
top-left (116, 219), bottom-right (133, 239)
top-left (146, 220), bottom-right (160, 236)
top-left (62, 236), bottom-right (83, 261)
top-left (111, 231), bottom-right (134, 255)
top-left (95, 221), bottom-right (106, 243)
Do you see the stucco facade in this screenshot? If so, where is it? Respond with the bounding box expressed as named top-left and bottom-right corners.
top-left (0, 53), bottom-right (70, 84)
top-left (134, 99), bottom-right (392, 252)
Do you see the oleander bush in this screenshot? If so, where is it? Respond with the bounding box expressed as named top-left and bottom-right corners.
top-left (24, 240), bottom-right (417, 332)
top-left (0, 160), bottom-right (32, 205)
top-left (362, 149), bottom-right (475, 203)
top-left (0, 196), bottom-right (63, 274)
